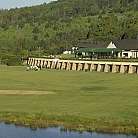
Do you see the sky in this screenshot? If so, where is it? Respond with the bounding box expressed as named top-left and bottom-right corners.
top-left (0, 0), bottom-right (55, 9)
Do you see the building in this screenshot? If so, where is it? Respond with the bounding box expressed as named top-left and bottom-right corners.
top-left (77, 39), bottom-right (138, 59)
top-left (63, 47), bottom-right (78, 55)
top-left (115, 39), bottom-right (138, 58)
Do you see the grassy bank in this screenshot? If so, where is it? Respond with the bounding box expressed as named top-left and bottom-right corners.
top-left (0, 65), bottom-right (138, 134)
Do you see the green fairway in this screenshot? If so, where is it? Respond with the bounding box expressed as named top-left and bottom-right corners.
top-left (0, 65), bottom-right (138, 133)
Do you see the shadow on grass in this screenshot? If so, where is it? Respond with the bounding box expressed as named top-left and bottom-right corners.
top-left (81, 86), bottom-right (108, 92)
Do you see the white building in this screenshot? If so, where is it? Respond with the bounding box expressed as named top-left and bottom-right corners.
top-left (63, 50), bottom-right (72, 54)
top-left (114, 39), bottom-right (138, 58)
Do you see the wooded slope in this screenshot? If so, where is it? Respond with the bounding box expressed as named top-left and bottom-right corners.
top-left (0, 0), bottom-right (138, 63)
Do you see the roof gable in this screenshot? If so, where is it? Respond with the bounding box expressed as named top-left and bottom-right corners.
top-left (107, 42), bottom-right (117, 49)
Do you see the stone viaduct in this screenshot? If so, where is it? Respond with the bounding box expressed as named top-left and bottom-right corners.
top-left (27, 58), bottom-right (138, 74)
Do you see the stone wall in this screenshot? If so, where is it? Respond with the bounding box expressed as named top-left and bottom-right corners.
top-left (27, 58), bottom-right (138, 74)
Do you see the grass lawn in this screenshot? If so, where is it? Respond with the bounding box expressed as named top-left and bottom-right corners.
top-left (0, 65), bottom-right (138, 133)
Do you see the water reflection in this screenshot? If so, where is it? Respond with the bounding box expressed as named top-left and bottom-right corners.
top-left (0, 123), bottom-right (137, 138)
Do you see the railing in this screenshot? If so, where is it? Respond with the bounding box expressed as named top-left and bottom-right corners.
top-left (27, 58), bottom-right (138, 74)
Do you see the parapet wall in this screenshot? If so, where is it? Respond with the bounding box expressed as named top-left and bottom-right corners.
top-left (27, 58), bottom-right (138, 74)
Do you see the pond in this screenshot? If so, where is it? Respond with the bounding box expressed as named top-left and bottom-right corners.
top-left (0, 123), bottom-right (137, 138)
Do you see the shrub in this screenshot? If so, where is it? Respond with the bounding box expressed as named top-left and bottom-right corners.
top-left (1, 54), bottom-right (22, 66)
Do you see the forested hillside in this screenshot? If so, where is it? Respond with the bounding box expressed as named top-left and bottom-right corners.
top-left (0, 0), bottom-right (138, 64)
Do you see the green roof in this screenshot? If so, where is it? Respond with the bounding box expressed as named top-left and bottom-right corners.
top-left (78, 48), bottom-right (121, 53)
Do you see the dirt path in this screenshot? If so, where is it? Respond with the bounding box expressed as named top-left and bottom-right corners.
top-left (0, 90), bottom-right (55, 95)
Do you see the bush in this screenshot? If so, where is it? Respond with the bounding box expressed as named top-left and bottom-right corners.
top-left (1, 55), bottom-right (22, 66)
